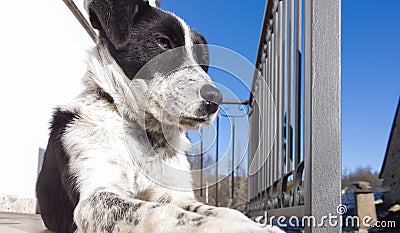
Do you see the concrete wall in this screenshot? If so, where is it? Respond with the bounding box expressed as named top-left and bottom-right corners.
top-left (381, 101), bottom-right (400, 206)
top-left (381, 134), bottom-right (400, 205)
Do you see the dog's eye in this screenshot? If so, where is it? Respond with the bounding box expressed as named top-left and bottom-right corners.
top-left (156, 37), bottom-right (172, 49)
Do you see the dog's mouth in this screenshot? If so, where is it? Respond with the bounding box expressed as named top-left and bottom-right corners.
top-left (147, 100), bottom-right (215, 130)
top-left (179, 115), bottom-right (207, 123)
top-left (178, 115), bottom-right (210, 130)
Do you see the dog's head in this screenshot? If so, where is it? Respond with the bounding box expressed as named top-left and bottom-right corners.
top-left (86, 0), bottom-right (222, 130)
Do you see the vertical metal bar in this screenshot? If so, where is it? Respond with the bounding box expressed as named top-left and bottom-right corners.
top-left (264, 41), bottom-right (268, 193)
top-left (303, 0), bottom-right (341, 232)
top-left (253, 102), bottom-right (257, 201)
top-left (270, 31), bottom-right (275, 188)
top-left (200, 128), bottom-right (203, 197)
top-left (283, 0), bottom-right (289, 175)
top-left (252, 100), bottom-right (257, 200)
top-left (288, 0), bottom-right (295, 171)
top-left (257, 96), bottom-right (260, 200)
top-left (256, 91), bottom-right (260, 200)
top-left (294, 0), bottom-right (302, 168)
top-left (273, 0), bottom-right (279, 183)
top-left (206, 181), bottom-right (209, 204)
top-left (254, 83), bottom-right (258, 201)
top-left (231, 117), bottom-right (235, 199)
top-left (252, 105), bottom-right (255, 202)
top-left (257, 66), bottom-right (261, 201)
top-left (258, 80), bottom-right (262, 200)
top-left (252, 104), bottom-right (257, 199)
top-left (261, 59), bottom-right (266, 198)
top-left (256, 85), bottom-right (260, 200)
top-left (279, 0), bottom-right (286, 176)
top-left (264, 56), bottom-right (268, 198)
top-left (277, 0), bottom-right (282, 180)
top-left (267, 26), bottom-right (273, 188)
top-left (248, 111), bottom-right (252, 203)
top-left (215, 117), bottom-right (219, 207)
top-left (303, 0), bottom-right (311, 224)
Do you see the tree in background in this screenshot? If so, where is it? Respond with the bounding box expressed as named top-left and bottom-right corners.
top-left (342, 166), bottom-right (383, 187)
top-left (188, 142), bottom-right (249, 213)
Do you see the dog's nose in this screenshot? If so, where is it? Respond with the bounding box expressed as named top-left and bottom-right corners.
top-left (199, 84), bottom-right (223, 114)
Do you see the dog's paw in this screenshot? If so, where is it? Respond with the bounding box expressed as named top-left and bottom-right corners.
top-left (210, 207), bottom-right (253, 222)
top-left (194, 216), bottom-right (284, 233)
top-left (197, 220), bottom-right (266, 233)
top-left (263, 225), bottom-right (285, 233)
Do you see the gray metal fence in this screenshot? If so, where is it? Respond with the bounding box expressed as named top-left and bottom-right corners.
top-left (247, 0), bottom-right (341, 232)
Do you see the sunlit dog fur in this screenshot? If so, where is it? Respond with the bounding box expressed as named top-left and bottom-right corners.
top-left (36, 0), bottom-right (284, 232)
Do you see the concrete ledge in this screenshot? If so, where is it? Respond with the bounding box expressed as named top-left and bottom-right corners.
top-left (0, 212), bottom-right (52, 233)
top-left (0, 195), bottom-right (36, 214)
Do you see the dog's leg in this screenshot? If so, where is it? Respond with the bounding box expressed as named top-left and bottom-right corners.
top-left (73, 189), bottom-right (282, 233)
top-left (181, 201), bottom-right (249, 220)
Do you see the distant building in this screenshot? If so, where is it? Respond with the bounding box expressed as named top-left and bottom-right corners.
top-left (37, 147), bottom-right (45, 175)
top-left (380, 99), bottom-right (400, 207)
top-left (148, 0), bottom-right (162, 8)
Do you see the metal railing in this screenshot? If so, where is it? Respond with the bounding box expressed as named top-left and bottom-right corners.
top-left (247, 0), bottom-right (341, 232)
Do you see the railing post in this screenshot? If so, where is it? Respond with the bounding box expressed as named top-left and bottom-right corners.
top-left (200, 128), bottom-right (203, 197)
top-left (231, 117), bottom-right (235, 199)
top-left (215, 116), bottom-right (219, 207)
top-left (303, 0), bottom-right (341, 232)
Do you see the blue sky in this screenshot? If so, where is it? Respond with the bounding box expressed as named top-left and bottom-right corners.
top-left (161, 0), bottom-right (400, 174)
top-left (342, 0), bottom-right (400, 172)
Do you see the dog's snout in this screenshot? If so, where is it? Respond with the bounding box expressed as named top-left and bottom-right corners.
top-left (200, 84), bottom-right (223, 105)
top-left (198, 84), bottom-right (223, 115)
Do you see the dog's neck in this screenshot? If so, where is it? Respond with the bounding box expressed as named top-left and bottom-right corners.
top-left (83, 43), bottom-right (139, 121)
top-left (82, 44), bottom-right (191, 156)
top-left (145, 114), bottom-right (185, 151)
top-left (125, 114), bottom-right (191, 158)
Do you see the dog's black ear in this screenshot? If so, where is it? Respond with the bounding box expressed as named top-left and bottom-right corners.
top-left (192, 32), bottom-right (209, 73)
top-left (88, 0), bottom-right (150, 49)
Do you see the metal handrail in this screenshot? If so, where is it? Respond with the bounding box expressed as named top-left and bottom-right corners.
top-left (247, 1), bottom-right (341, 232)
top-left (63, 0), bottom-right (98, 43)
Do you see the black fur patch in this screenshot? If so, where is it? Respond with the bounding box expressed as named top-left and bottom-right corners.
top-left (193, 216), bottom-right (205, 227)
top-left (192, 217), bottom-right (204, 222)
top-left (193, 204), bottom-right (202, 213)
top-left (97, 88), bottom-right (115, 104)
top-left (183, 205), bottom-right (191, 211)
top-left (36, 108), bottom-right (81, 233)
top-left (83, 191), bottom-right (144, 232)
top-left (176, 213), bottom-right (186, 226)
top-left (88, 0), bottom-right (208, 80)
top-left (177, 212), bottom-right (186, 219)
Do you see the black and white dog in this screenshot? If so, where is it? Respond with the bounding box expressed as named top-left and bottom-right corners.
top-left (36, 0), bottom-right (284, 232)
